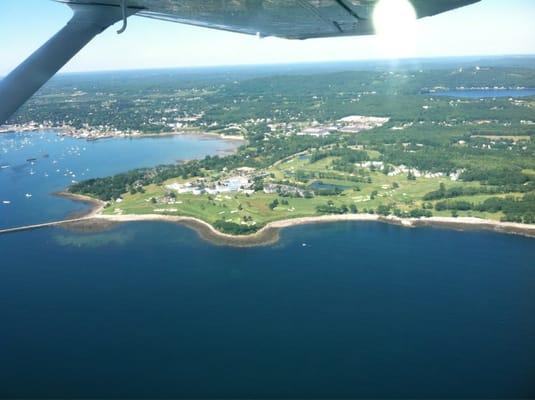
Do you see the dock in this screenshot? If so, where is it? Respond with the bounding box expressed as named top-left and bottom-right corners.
top-left (0, 216), bottom-right (90, 235)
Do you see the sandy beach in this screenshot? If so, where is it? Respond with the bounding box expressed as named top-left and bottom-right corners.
top-left (75, 129), bottom-right (247, 144)
top-left (2, 192), bottom-right (534, 245)
top-left (15, 192), bottom-right (533, 245)
top-left (55, 191), bottom-right (106, 218)
top-left (90, 212), bottom-right (535, 246)
top-left (132, 131), bottom-right (246, 143)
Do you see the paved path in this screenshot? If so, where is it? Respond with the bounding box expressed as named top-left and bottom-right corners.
top-left (0, 216), bottom-right (90, 235)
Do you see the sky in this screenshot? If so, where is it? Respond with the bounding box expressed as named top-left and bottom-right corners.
top-left (0, 0), bottom-right (534, 75)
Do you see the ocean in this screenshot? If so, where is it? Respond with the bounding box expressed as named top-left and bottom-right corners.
top-left (0, 131), bottom-right (534, 398)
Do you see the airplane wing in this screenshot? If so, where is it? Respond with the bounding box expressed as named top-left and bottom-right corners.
top-left (60, 0), bottom-right (481, 40)
top-left (0, 0), bottom-right (481, 124)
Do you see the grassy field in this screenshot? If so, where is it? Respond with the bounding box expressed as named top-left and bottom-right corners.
top-left (103, 149), bottom-right (511, 229)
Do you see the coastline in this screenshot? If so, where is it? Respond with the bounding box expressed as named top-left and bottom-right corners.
top-left (121, 131), bottom-right (246, 144)
top-left (54, 191), bottom-right (106, 218)
top-left (89, 212), bottom-right (535, 247)
top-left (5, 192), bottom-right (535, 245)
top-left (1, 123), bottom-right (246, 144)
top-left (174, 131), bottom-right (246, 142)
top-left (12, 128), bottom-right (532, 243)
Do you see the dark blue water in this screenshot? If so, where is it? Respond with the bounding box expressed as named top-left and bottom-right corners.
top-left (434, 89), bottom-right (535, 98)
top-left (0, 131), bottom-right (239, 228)
top-left (309, 180), bottom-right (352, 191)
top-left (1, 131), bottom-right (534, 398)
top-left (0, 221), bottom-right (534, 398)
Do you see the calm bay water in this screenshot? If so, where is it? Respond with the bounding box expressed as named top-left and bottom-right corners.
top-left (434, 88), bottom-right (535, 98)
top-left (0, 131), bottom-right (534, 398)
top-left (0, 131), bottom-right (239, 228)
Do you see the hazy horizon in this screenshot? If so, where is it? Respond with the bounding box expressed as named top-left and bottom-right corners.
top-left (17, 54), bottom-right (535, 78)
top-left (1, 0), bottom-right (535, 75)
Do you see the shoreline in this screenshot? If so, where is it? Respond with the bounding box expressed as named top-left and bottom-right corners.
top-left (1, 124), bottom-right (246, 144)
top-left (54, 191), bottom-right (106, 218)
top-left (89, 212), bottom-right (535, 247)
top-left (109, 131), bottom-right (247, 144)
top-left (6, 192), bottom-right (535, 245)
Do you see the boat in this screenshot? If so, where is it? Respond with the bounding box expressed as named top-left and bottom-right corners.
top-left (25, 193), bottom-right (32, 198)
top-left (2, 200), bottom-right (11, 204)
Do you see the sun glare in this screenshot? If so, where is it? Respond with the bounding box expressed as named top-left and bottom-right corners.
top-left (373, 0), bottom-right (418, 58)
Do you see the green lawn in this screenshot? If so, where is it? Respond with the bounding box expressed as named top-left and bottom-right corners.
top-left (104, 151), bottom-right (511, 230)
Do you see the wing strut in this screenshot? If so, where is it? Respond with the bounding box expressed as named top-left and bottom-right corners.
top-left (0, 4), bottom-right (138, 125)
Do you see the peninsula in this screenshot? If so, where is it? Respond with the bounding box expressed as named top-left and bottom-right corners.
top-left (5, 62), bottom-right (534, 241)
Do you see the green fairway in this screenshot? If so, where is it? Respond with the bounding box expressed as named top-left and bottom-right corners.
top-left (103, 147), bottom-right (523, 232)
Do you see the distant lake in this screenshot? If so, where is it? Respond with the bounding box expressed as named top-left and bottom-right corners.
top-left (0, 131), bottom-right (241, 229)
top-left (433, 89), bottom-right (535, 98)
